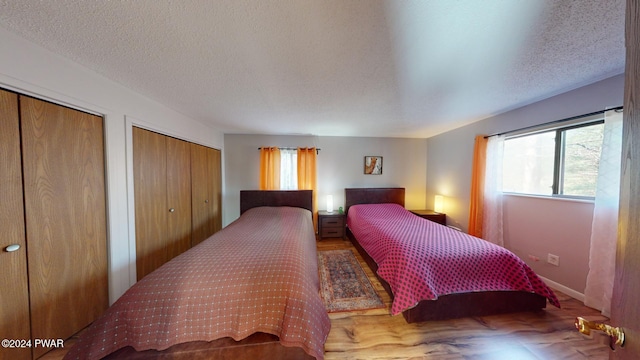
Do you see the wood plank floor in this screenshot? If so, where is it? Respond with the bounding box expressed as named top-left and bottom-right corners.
top-left (318, 238), bottom-right (611, 359)
top-left (44, 237), bottom-right (611, 359)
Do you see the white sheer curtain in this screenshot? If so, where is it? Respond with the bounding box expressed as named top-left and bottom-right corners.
top-left (483, 134), bottom-right (505, 247)
top-left (584, 109), bottom-right (623, 317)
top-left (280, 149), bottom-right (298, 190)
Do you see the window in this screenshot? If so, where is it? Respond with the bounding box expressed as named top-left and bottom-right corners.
top-left (503, 121), bottom-right (604, 198)
top-left (259, 147), bottom-right (317, 191)
top-left (280, 149), bottom-right (298, 190)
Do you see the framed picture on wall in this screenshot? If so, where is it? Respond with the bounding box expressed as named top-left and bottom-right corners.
top-left (364, 156), bottom-right (383, 175)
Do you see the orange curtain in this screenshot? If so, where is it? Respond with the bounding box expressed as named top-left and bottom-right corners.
top-left (468, 135), bottom-right (487, 237)
top-left (259, 147), bottom-right (281, 190)
top-left (298, 147), bottom-right (318, 230)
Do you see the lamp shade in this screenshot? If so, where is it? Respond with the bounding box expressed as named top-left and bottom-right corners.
top-left (434, 195), bottom-right (444, 213)
top-left (326, 195), bottom-right (334, 213)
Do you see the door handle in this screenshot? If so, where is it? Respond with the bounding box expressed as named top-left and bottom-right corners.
top-left (575, 317), bottom-right (625, 349)
top-left (4, 244), bottom-right (21, 252)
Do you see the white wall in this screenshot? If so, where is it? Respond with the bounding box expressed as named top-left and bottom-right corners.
top-left (426, 74), bottom-right (624, 295)
top-left (224, 134), bottom-right (428, 225)
top-left (503, 195), bottom-right (594, 292)
top-left (0, 27), bottom-right (224, 304)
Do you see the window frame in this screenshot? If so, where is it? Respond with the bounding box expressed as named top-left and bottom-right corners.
top-left (504, 118), bottom-right (604, 200)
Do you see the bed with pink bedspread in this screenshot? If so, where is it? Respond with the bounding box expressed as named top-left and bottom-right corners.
top-left (64, 190), bottom-right (330, 360)
top-left (345, 187), bottom-right (559, 323)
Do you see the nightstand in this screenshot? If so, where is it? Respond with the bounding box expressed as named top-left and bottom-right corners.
top-left (409, 210), bottom-right (446, 225)
top-left (318, 210), bottom-right (346, 239)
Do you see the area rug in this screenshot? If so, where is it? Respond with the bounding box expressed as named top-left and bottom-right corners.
top-left (318, 249), bottom-right (385, 312)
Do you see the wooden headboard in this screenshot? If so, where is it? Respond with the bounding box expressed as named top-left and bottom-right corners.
top-left (240, 190), bottom-right (313, 214)
top-left (344, 188), bottom-right (405, 213)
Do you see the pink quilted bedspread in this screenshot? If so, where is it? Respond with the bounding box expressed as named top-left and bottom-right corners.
top-left (347, 203), bottom-right (560, 315)
top-left (64, 207), bottom-right (330, 360)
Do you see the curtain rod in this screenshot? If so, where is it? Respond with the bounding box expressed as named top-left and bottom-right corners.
top-left (485, 106), bottom-right (623, 138)
top-left (258, 147), bottom-right (321, 154)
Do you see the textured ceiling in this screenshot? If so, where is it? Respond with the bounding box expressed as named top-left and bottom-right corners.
top-left (0, 0), bottom-right (625, 138)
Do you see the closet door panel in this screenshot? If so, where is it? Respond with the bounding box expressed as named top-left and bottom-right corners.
top-left (20, 96), bottom-right (108, 358)
top-left (0, 90), bottom-right (30, 360)
top-left (133, 127), bottom-right (168, 280)
top-left (203, 146), bottom-right (217, 237)
top-left (191, 143), bottom-right (211, 246)
top-left (210, 148), bottom-right (222, 234)
top-left (166, 137), bottom-right (192, 260)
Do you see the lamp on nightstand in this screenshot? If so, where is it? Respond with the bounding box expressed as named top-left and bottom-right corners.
top-left (326, 195), bottom-right (334, 213)
top-left (434, 195), bottom-right (444, 213)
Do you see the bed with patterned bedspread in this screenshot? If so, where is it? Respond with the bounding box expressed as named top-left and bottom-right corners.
top-left (64, 192), bottom-right (330, 360)
top-left (345, 187), bottom-right (559, 322)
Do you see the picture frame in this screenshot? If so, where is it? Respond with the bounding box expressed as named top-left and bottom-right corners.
top-left (364, 156), bottom-right (383, 175)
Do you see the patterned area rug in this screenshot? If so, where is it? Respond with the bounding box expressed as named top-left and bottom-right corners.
top-left (318, 249), bottom-right (385, 312)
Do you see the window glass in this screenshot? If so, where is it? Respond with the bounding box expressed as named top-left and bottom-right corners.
top-left (503, 131), bottom-right (555, 195)
top-left (502, 121), bottom-right (604, 198)
top-left (559, 123), bottom-right (604, 197)
top-left (280, 149), bottom-right (298, 190)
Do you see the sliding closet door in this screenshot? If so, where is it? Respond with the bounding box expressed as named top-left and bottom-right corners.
top-left (191, 143), bottom-right (209, 246)
top-left (0, 90), bottom-right (30, 360)
top-left (165, 137), bottom-right (192, 260)
top-left (210, 147), bottom-right (222, 234)
top-left (133, 127), bottom-right (168, 280)
top-left (134, 127), bottom-right (192, 280)
top-left (20, 96), bottom-right (108, 358)
top-left (191, 144), bottom-right (221, 246)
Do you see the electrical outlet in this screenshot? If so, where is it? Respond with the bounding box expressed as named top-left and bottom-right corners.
top-left (547, 253), bottom-right (560, 266)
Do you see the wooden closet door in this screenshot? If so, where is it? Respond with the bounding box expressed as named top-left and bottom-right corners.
top-left (20, 96), bottom-right (108, 358)
top-left (190, 143), bottom-right (208, 246)
top-left (209, 148), bottom-right (222, 234)
top-left (133, 127), bottom-right (168, 280)
top-left (166, 137), bottom-right (192, 260)
top-left (0, 90), bottom-right (30, 360)
top-left (191, 144), bottom-right (221, 246)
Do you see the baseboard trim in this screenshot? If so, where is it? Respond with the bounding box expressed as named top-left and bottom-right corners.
top-left (539, 276), bottom-right (585, 302)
